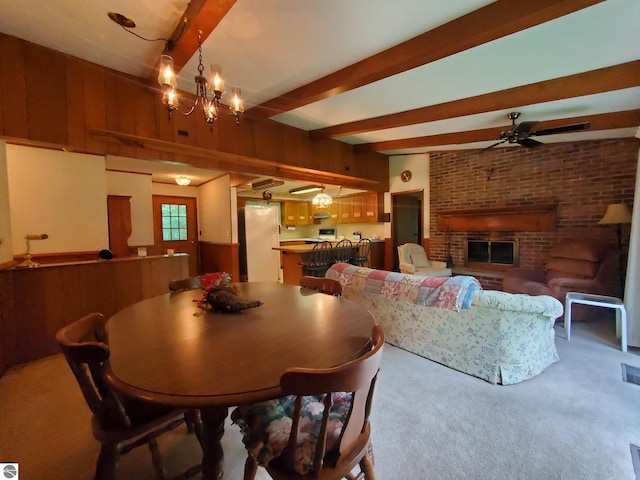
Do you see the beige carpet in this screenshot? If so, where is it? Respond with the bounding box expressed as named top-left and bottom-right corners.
top-left (1, 319), bottom-right (639, 480)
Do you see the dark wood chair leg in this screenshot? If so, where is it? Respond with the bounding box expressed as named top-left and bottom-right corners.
top-left (243, 455), bottom-right (258, 480)
top-left (359, 442), bottom-right (375, 479)
top-left (95, 443), bottom-right (118, 480)
top-left (148, 438), bottom-right (166, 480)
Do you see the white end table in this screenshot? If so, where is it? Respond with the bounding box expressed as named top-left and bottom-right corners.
top-left (564, 292), bottom-right (627, 352)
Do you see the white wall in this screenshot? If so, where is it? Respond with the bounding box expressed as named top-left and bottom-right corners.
top-left (388, 153), bottom-right (430, 239)
top-left (6, 145), bottom-right (109, 254)
top-left (0, 142), bottom-right (13, 263)
top-left (199, 175), bottom-right (233, 243)
top-left (106, 171), bottom-right (154, 246)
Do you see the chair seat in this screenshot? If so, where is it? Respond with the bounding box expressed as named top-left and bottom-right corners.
top-left (232, 392), bottom-right (352, 476)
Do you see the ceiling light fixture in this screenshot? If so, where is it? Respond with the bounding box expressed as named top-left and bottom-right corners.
top-left (312, 188), bottom-right (333, 208)
top-left (175, 176), bottom-right (192, 186)
top-left (108, 13), bottom-right (243, 130)
top-left (289, 185), bottom-right (323, 195)
top-left (252, 179), bottom-right (285, 190)
top-left (158, 30), bottom-right (243, 129)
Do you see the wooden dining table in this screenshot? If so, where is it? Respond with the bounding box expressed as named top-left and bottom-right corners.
top-left (105, 282), bottom-right (376, 480)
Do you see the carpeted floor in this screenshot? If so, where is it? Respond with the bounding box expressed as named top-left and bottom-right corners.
top-left (1, 319), bottom-right (639, 480)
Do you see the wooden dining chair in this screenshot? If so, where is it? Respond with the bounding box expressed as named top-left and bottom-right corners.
top-left (332, 239), bottom-right (354, 264)
top-left (56, 313), bottom-right (202, 480)
top-left (233, 324), bottom-right (384, 480)
top-left (169, 276), bottom-right (201, 292)
top-left (300, 241), bottom-right (333, 277)
top-left (300, 276), bottom-right (343, 296)
top-left (350, 239), bottom-right (371, 267)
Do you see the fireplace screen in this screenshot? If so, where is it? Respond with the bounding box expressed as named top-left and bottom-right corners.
top-left (465, 239), bottom-right (518, 268)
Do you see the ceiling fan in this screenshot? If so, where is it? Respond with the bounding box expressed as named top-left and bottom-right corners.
top-left (484, 112), bottom-right (590, 150)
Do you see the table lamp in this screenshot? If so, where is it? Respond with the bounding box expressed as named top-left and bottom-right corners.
top-left (16, 233), bottom-right (49, 268)
top-left (599, 202), bottom-right (632, 250)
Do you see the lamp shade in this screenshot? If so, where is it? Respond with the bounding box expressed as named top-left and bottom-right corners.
top-left (599, 202), bottom-right (632, 225)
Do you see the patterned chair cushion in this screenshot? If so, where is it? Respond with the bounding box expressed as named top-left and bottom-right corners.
top-left (232, 392), bottom-right (352, 475)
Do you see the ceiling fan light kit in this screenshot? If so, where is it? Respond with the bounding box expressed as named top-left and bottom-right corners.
top-left (485, 112), bottom-right (591, 151)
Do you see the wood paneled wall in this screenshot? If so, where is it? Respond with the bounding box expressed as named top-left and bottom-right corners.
top-left (0, 33), bottom-right (389, 192)
top-left (0, 254), bottom-right (189, 375)
top-left (199, 242), bottom-right (240, 280)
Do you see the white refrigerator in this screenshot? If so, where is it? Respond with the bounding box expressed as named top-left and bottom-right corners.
top-left (238, 206), bottom-right (281, 282)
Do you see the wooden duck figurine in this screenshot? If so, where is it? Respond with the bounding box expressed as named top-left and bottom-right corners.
top-left (207, 287), bottom-right (263, 313)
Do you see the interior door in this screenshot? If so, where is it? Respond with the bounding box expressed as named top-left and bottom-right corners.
top-left (152, 195), bottom-right (198, 276)
top-left (392, 192), bottom-right (423, 270)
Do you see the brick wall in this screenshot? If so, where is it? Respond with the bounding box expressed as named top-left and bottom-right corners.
top-left (429, 138), bottom-right (638, 271)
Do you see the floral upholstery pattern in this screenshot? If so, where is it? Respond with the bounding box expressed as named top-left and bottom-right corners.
top-left (326, 265), bottom-right (563, 385)
top-left (232, 392), bottom-right (352, 475)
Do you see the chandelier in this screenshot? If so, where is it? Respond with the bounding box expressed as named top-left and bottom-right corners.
top-left (108, 14), bottom-right (243, 130)
top-left (312, 188), bottom-right (333, 208)
top-left (158, 30), bottom-right (244, 129)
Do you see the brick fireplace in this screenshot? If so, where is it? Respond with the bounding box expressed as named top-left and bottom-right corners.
top-left (429, 138), bottom-right (637, 283)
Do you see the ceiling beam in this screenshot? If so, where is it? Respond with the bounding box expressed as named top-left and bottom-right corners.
top-left (247, 0), bottom-right (603, 119)
top-left (156, 0), bottom-right (237, 75)
top-left (353, 110), bottom-right (640, 153)
top-left (310, 60), bottom-right (640, 140)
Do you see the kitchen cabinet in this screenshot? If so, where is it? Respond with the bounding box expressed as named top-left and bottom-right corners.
top-left (351, 195), bottom-right (364, 223)
top-left (363, 192), bottom-right (379, 223)
top-left (329, 192), bottom-right (380, 225)
top-left (283, 201), bottom-right (311, 226)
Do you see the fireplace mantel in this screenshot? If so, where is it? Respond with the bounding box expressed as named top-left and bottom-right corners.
top-left (438, 204), bottom-right (557, 232)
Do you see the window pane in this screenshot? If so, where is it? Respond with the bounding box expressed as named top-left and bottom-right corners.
top-left (161, 203), bottom-right (189, 243)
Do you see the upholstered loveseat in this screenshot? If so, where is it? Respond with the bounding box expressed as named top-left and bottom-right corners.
top-left (326, 263), bottom-right (564, 385)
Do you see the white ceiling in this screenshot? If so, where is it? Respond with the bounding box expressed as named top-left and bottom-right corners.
top-left (1, 0), bottom-right (639, 185)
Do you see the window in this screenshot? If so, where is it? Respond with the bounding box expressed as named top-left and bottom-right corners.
top-left (161, 203), bottom-right (187, 241)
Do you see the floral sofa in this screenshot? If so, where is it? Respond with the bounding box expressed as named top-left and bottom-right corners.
top-left (326, 263), bottom-right (564, 385)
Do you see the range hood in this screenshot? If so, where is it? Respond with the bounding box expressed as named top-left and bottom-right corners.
top-left (313, 211), bottom-right (330, 219)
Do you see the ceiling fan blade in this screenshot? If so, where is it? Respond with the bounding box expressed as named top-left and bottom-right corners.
top-left (531, 122), bottom-right (591, 136)
top-left (512, 121), bottom-right (539, 135)
top-left (518, 138), bottom-right (543, 148)
top-left (481, 139), bottom-right (508, 152)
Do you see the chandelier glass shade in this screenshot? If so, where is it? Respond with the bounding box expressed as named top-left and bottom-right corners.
top-left (312, 189), bottom-right (333, 208)
top-left (174, 176), bottom-right (192, 186)
top-left (157, 31), bottom-right (244, 129)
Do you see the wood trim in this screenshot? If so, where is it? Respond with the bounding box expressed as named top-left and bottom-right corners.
top-left (248, 0), bottom-right (603, 118)
top-left (0, 260), bottom-right (18, 271)
top-left (89, 128), bottom-right (382, 190)
top-left (438, 204), bottom-right (557, 232)
top-left (310, 61), bottom-right (640, 139)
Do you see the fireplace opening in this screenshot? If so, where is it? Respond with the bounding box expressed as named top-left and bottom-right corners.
top-left (465, 238), bottom-right (519, 270)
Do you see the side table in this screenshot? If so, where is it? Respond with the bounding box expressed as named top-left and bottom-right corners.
top-left (564, 292), bottom-right (627, 352)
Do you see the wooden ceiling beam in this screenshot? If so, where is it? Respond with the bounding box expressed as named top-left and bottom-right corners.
top-left (247, 0), bottom-right (603, 119)
top-left (354, 110), bottom-right (640, 153)
top-left (154, 0), bottom-right (237, 76)
top-left (311, 60), bottom-right (640, 140)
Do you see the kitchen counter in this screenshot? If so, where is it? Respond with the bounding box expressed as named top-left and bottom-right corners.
top-left (274, 239), bottom-right (385, 285)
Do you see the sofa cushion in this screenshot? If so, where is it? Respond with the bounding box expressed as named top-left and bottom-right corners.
top-left (410, 248), bottom-right (431, 267)
top-left (545, 258), bottom-right (599, 279)
top-left (232, 392), bottom-right (351, 475)
top-left (550, 240), bottom-right (608, 262)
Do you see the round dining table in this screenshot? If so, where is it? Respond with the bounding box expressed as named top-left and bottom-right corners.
top-left (105, 282), bottom-right (376, 480)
